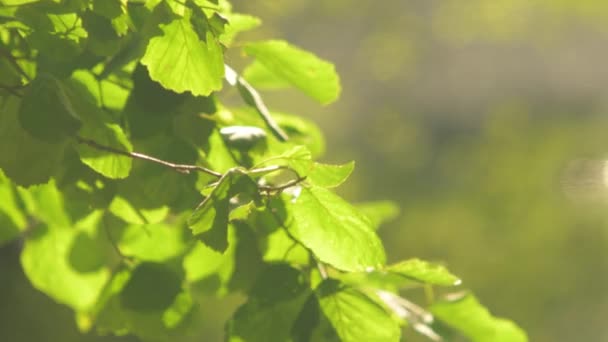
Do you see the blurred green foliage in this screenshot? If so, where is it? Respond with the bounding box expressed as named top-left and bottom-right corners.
top-left (231, 1), bottom-right (608, 341)
top-left (3, 1), bottom-right (608, 341)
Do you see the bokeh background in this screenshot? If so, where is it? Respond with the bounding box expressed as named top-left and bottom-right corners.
top-left (3, 1), bottom-right (608, 341)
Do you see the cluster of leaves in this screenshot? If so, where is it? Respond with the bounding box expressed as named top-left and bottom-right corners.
top-left (0, 0), bottom-right (527, 341)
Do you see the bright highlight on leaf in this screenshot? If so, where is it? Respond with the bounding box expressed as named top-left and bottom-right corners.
top-left (244, 40), bottom-right (342, 105)
top-left (141, 17), bottom-right (224, 96)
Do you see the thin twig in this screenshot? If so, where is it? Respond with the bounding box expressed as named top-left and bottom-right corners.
top-left (224, 64), bottom-right (289, 141)
top-left (259, 176), bottom-right (306, 193)
top-left (76, 136), bottom-right (222, 178)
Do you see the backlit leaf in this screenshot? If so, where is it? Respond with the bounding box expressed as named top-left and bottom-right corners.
top-left (307, 161), bottom-right (354, 188)
top-left (141, 17), bottom-right (224, 96)
top-left (431, 293), bottom-right (528, 342)
top-left (284, 186), bottom-right (385, 272)
top-left (244, 40), bottom-right (341, 105)
top-left (314, 279), bottom-right (401, 342)
top-left (20, 211), bottom-right (111, 312)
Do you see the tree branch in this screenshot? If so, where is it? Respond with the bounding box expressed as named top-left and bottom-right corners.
top-left (76, 136), bottom-right (223, 178)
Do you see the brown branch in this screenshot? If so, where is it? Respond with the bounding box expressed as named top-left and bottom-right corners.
top-left (76, 136), bottom-right (222, 178)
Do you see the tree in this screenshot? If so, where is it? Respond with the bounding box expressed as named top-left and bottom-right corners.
top-left (0, 0), bottom-right (527, 341)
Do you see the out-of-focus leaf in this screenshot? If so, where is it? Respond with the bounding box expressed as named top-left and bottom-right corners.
top-left (0, 96), bottom-right (67, 186)
top-left (109, 196), bottom-right (168, 224)
top-left (284, 186), bottom-right (385, 272)
top-left (141, 17), bottom-right (224, 96)
top-left (357, 201), bottom-right (400, 230)
top-left (220, 13), bottom-right (261, 46)
top-left (20, 211), bottom-right (111, 312)
top-left (0, 172), bottom-right (27, 245)
top-left (243, 60), bottom-right (291, 90)
top-left (431, 293), bottom-right (528, 342)
top-left (244, 40), bottom-right (341, 105)
top-left (111, 223), bottom-right (187, 262)
top-left (94, 263), bottom-right (195, 341)
top-left (226, 264), bottom-right (311, 342)
top-left (18, 73), bottom-right (81, 142)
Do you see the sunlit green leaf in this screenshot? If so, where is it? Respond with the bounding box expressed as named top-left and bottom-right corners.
top-left (0, 172), bottom-right (27, 245)
top-left (109, 196), bottom-right (169, 224)
top-left (431, 293), bottom-right (528, 342)
top-left (307, 161), bottom-right (354, 188)
top-left (141, 17), bottom-right (224, 96)
top-left (284, 186), bottom-right (385, 272)
top-left (314, 279), bottom-right (401, 342)
top-left (67, 76), bottom-right (133, 179)
top-left (20, 211), bottom-right (111, 312)
top-left (388, 258), bottom-right (461, 286)
top-left (244, 40), bottom-right (341, 105)
top-left (243, 60), bottom-right (291, 90)
top-left (111, 223), bottom-right (188, 262)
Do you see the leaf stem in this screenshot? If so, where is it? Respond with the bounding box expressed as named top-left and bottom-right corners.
top-left (75, 136), bottom-right (223, 178)
top-left (224, 64), bottom-right (289, 141)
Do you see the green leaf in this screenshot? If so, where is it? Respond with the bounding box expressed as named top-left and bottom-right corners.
top-left (388, 259), bottom-right (461, 286)
top-left (284, 186), bottom-right (386, 272)
top-left (256, 145), bottom-right (312, 177)
top-left (0, 172), bottom-right (27, 245)
top-left (20, 211), bottom-right (111, 312)
top-left (18, 74), bottom-right (81, 142)
top-left (120, 262), bottom-right (183, 312)
top-left (273, 111), bottom-right (325, 157)
top-left (243, 40), bottom-right (341, 105)
top-left (187, 169), bottom-right (258, 252)
top-left (307, 161), bottom-right (354, 188)
top-left (182, 223), bottom-right (263, 296)
top-left (111, 223), bottom-right (188, 262)
top-left (220, 13), bottom-right (261, 46)
top-left (94, 263), bottom-right (195, 341)
top-left (431, 293), bottom-right (528, 342)
top-left (0, 96), bottom-right (68, 186)
top-left (243, 60), bottom-right (291, 90)
top-left (67, 75), bottom-right (133, 179)
top-left (314, 279), bottom-right (401, 342)
top-left (339, 258), bottom-right (460, 291)
top-left (357, 201), bottom-right (400, 230)
top-left (109, 196), bottom-right (169, 224)
top-left (141, 17), bottom-right (224, 96)
top-left (227, 264), bottom-right (311, 342)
